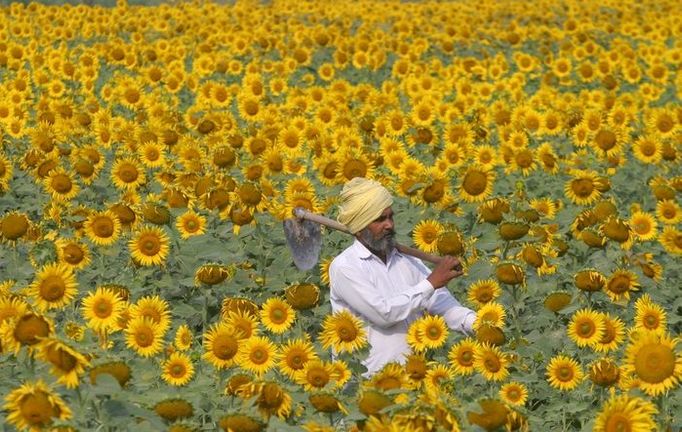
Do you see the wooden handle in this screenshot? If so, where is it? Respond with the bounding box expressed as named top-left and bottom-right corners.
top-left (293, 208), bottom-right (443, 265)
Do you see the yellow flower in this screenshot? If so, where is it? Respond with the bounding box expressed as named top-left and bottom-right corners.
top-left (449, 338), bottom-right (478, 375)
top-left (564, 171), bottom-right (601, 205)
top-left (623, 330), bottom-right (682, 397)
top-left (412, 219), bottom-right (444, 253)
top-left (294, 359), bottom-right (335, 392)
top-left (175, 210), bottom-right (207, 239)
top-left (202, 322), bottom-right (241, 369)
top-left (604, 269), bottom-right (640, 302)
top-left (84, 210), bottom-right (121, 246)
top-left (278, 337), bottom-right (318, 379)
top-left (125, 317), bottom-right (164, 357)
top-left (459, 165), bottom-right (495, 203)
top-left (593, 394), bottom-right (657, 432)
top-left (81, 287), bottom-right (126, 334)
top-left (417, 314), bottom-right (449, 350)
top-left (174, 324), bottom-right (193, 351)
top-left (260, 298), bottom-right (296, 334)
top-left (656, 199), bottom-right (682, 224)
top-left (129, 295), bottom-right (171, 334)
top-left (634, 294), bottom-right (667, 334)
top-left (36, 338), bottom-right (90, 389)
top-left (236, 336), bottom-right (279, 376)
top-left (566, 308), bottom-right (604, 348)
top-left (28, 262), bottom-right (78, 311)
top-left (467, 279), bottom-right (501, 308)
top-left (162, 352), bottom-right (195, 386)
top-left (129, 226), bottom-right (170, 266)
top-left (499, 382), bottom-right (528, 406)
top-left (546, 355), bottom-right (583, 391)
top-left (111, 158), bottom-right (146, 191)
top-left (628, 210), bottom-right (658, 241)
top-left (594, 313), bottom-right (625, 353)
top-left (320, 310), bottom-right (367, 354)
top-left (473, 343), bottom-right (509, 382)
top-left (473, 302), bottom-right (506, 330)
top-left (4, 380), bottom-right (72, 431)
top-left (55, 238), bottom-right (91, 270)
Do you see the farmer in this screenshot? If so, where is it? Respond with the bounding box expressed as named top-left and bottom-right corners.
top-left (329, 177), bottom-right (476, 377)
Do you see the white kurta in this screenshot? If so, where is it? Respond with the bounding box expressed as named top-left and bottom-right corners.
top-left (329, 239), bottom-right (476, 376)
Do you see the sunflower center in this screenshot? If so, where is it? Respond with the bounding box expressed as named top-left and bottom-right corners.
top-left (19, 392), bottom-right (54, 426)
top-left (140, 236), bottom-right (161, 256)
top-left (476, 289), bottom-right (493, 303)
top-left (656, 115), bottom-right (673, 133)
top-left (600, 322), bottom-right (616, 344)
top-left (14, 315), bottom-right (50, 344)
top-left (462, 170), bottom-right (487, 195)
top-left (270, 308), bottom-right (286, 324)
top-left (2, 214), bottom-right (29, 239)
top-left (460, 350), bottom-right (474, 366)
top-left (145, 148), bottom-right (160, 160)
top-left (423, 180), bottom-right (445, 203)
top-left (250, 348), bottom-right (268, 364)
top-left (135, 327), bottom-right (154, 347)
top-left (644, 314), bottom-right (659, 329)
top-left (595, 130), bottom-right (616, 151)
top-left (213, 334), bottom-right (238, 360)
top-left (578, 322), bottom-right (595, 337)
top-left (342, 159), bottom-right (367, 180)
top-left (604, 413), bottom-right (631, 432)
top-left (484, 354), bottom-right (501, 372)
top-left (40, 275), bottom-right (66, 302)
top-left (322, 161), bottom-right (339, 179)
top-left (51, 174), bottom-right (73, 193)
top-left (289, 353), bottom-right (304, 369)
top-left (515, 150), bottom-right (533, 168)
top-left (607, 275), bottom-right (630, 294)
top-left (185, 219), bottom-right (197, 231)
top-left (571, 178), bottom-right (594, 197)
top-left (337, 323), bottom-right (358, 342)
top-left (61, 243), bottom-right (84, 264)
top-left (46, 345), bottom-right (78, 372)
top-left (170, 364), bottom-right (186, 377)
top-left (94, 299), bottom-right (114, 319)
top-left (640, 141), bottom-right (656, 156)
top-left (244, 100), bottom-right (259, 116)
top-left (307, 368), bottom-right (330, 388)
top-left (558, 366), bottom-right (573, 381)
top-left (92, 217), bottom-right (114, 237)
top-left (634, 343), bottom-right (675, 384)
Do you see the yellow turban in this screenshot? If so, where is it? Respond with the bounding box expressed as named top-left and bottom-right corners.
top-left (337, 177), bottom-right (393, 234)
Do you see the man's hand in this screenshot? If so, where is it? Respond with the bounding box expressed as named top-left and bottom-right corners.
top-left (427, 255), bottom-right (464, 289)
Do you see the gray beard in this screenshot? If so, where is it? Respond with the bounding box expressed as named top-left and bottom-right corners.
top-left (358, 227), bottom-right (396, 257)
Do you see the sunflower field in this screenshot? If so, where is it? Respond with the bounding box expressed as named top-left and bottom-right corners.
top-left (0, 0), bottom-right (681, 430)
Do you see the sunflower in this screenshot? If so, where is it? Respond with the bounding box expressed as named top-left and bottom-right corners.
top-left (0, 296), bottom-right (29, 324)
top-left (546, 355), bottom-right (583, 391)
top-left (4, 380), bottom-right (72, 431)
top-left (252, 381), bottom-right (293, 419)
top-left (604, 269), bottom-right (640, 302)
top-left (628, 210), bottom-right (658, 241)
top-left (129, 225), bottom-right (170, 266)
top-left (659, 226), bottom-right (682, 255)
top-left (320, 309), bottom-right (367, 354)
top-left (0, 153), bottom-right (13, 192)
top-left (1, 312), bottom-right (54, 354)
top-left (370, 362), bottom-right (409, 391)
top-left (36, 338), bottom-right (90, 389)
top-left (162, 352), bottom-right (195, 386)
top-left (81, 287), bottom-right (126, 334)
top-left (467, 279), bottom-right (501, 308)
top-left (459, 165), bottom-right (495, 203)
top-left (471, 144), bottom-right (498, 170)
top-left (278, 337), bottom-right (318, 378)
top-left (656, 199), bottom-right (682, 224)
top-left (83, 210), bottom-right (121, 246)
top-left (473, 302), bottom-right (506, 330)
top-left (202, 322), bottom-right (241, 369)
top-left (174, 324), bottom-right (193, 351)
top-left (632, 135), bottom-right (662, 164)
top-left (55, 238), bottom-right (91, 270)
top-left (44, 168), bottom-right (80, 202)
top-left (593, 394), bottom-right (657, 432)
top-left (28, 262), bottom-right (78, 311)
top-left (473, 343), bottom-right (509, 382)
top-left (412, 219), bottom-right (444, 253)
top-left (417, 314), bottom-right (449, 350)
top-left (154, 398), bottom-right (194, 423)
top-left (125, 317), bottom-right (164, 357)
top-left (294, 359), bottom-right (335, 392)
top-left (623, 331), bottom-right (682, 396)
top-left (129, 295), bottom-right (171, 334)
top-left (424, 364), bottom-right (455, 394)
top-left (260, 298), bottom-right (296, 334)
top-left (175, 210), bottom-right (206, 239)
top-left (111, 158), bottom-right (146, 190)
top-left (567, 308), bottom-right (604, 349)
top-left (594, 313), bottom-right (625, 353)
top-left (196, 263), bottom-right (236, 286)
top-left (634, 294), bottom-right (667, 334)
top-left (236, 336), bottom-right (279, 376)
top-left (564, 171), bottom-right (601, 205)
top-left (218, 413), bottom-right (264, 432)
top-left (224, 309), bottom-right (260, 340)
top-left (499, 382), bottom-right (528, 406)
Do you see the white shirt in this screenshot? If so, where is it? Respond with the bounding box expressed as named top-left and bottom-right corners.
top-left (329, 239), bottom-right (476, 376)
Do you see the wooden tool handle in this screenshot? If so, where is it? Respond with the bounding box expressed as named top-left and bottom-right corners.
top-left (293, 208), bottom-right (444, 265)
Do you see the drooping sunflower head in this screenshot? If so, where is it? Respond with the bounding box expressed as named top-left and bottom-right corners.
top-left (284, 283), bottom-right (320, 310)
top-left (195, 263), bottom-right (236, 286)
top-left (153, 398), bottom-right (194, 422)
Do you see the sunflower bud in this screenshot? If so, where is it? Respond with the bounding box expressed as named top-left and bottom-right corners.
top-left (543, 292), bottom-right (572, 312)
top-left (521, 244), bottom-right (544, 268)
top-left (142, 203), bottom-right (170, 225)
top-left (499, 222), bottom-right (530, 241)
top-left (589, 359), bottom-right (620, 387)
top-left (109, 203), bottom-right (136, 226)
top-left (601, 217), bottom-right (630, 243)
top-left (285, 283), bottom-right (320, 310)
top-left (495, 263), bottom-right (525, 285)
top-left (574, 270), bottom-right (605, 292)
top-left (436, 231), bottom-right (464, 256)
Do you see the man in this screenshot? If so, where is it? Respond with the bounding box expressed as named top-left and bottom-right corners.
top-left (329, 177), bottom-right (476, 377)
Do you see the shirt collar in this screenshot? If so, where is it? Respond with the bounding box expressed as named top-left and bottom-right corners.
top-left (352, 238), bottom-right (401, 262)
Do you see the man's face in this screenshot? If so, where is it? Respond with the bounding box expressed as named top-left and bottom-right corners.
top-left (358, 207), bottom-right (396, 254)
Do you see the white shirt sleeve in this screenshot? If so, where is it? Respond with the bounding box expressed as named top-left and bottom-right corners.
top-left (426, 288), bottom-right (477, 335)
top-left (330, 264), bottom-right (435, 329)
